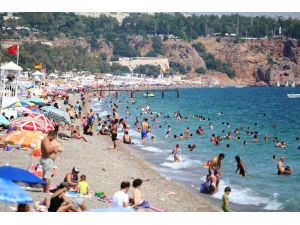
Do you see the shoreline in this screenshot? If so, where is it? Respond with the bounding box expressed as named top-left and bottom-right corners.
top-left (0, 93), bottom-right (219, 212)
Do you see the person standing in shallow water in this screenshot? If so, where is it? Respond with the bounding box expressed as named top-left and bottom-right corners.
top-left (235, 156), bottom-right (246, 176)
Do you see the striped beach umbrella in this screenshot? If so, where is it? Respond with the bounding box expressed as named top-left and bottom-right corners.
top-left (11, 117), bottom-right (50, 133)
top-left (41, 106), bottom-right (71, 124)
top-left (26, 112), bottom-right (54, 131)
top-left (15, 100), bottom-right (34, 107)
top-left (26, 97), bottom-right (47, 105)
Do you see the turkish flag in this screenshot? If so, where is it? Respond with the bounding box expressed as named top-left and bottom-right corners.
top-left (7, 45), bottom-right (18, 55)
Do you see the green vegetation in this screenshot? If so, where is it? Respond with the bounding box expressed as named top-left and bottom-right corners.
top-left (169, 61), bottom-right (187, 74)
top-left (133, 64), bottom-right (161, 77)
top-left (192, 43), bottom-right (235, 78)
top-left (146, 36), bottom-right (162, 57)
top-left (195, 67), bottom-right (206, 74)
top-left (0, 42), bottom-right (129, 74)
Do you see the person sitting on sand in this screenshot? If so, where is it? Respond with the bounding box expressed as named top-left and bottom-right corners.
top-left (72, 126), bottom-right (88, 142)
top-left (277, 157), bottom-right (292, 175)
top-left (235, 156), bottom-right (246, 176)
top-left (112, 181), bottom-right (130, 208)
top-left (132, 178), bottom-right (148, 210)
top-left (123, 131), bottom-right (133, 144)
top-left (17, 204), bottom-right (30, 212)
top-left (99, 124), bottom-right (109, 135)
top-left (64, 167), bottom-right (80, 192)
top-left (172, 144), bottom-right (181, 162)
top-left (48, 182), bottom-right (78, 212)
top-left (78, 175), bottom-right (89, 195)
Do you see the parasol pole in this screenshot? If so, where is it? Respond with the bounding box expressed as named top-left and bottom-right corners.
top-left (16, 45), bottom-right (20, 66)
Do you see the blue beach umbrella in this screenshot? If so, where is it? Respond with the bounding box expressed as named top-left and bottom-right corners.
top-left (26, 97), bottom-right (47, 105)
top-left (0, 166), bottom-right (46, 185)
top-left (0, 114), bottom-right (10, 126)
top-left (41, 106), bottom-right (71, 124)
top-left (0, 177), bottom-right (33, 204)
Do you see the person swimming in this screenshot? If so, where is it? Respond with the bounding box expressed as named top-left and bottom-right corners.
top-left (188, 144), bottom-right (196, 152)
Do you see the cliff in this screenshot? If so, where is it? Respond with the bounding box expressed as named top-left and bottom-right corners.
top-left (196, 38), bottom-right (300, 86)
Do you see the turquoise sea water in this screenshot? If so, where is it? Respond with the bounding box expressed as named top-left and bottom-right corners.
top-left (91, 87), bottom-right (300, 211)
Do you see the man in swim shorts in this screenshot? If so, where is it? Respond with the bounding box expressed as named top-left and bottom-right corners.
top-left (40, 131), bottom-right (62, 193)
top-left (141, 118), bottom-right (149, 144)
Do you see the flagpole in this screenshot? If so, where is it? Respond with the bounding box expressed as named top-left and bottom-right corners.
top-left (16, 45), bottom-right (19, 66)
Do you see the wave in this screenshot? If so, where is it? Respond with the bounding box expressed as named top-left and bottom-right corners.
top-left (206, 177), bottom-right (283, 210)
top-left (140, 146), bottom-right (163, 153)
top-left (161, 155), bottom-right (201, 169)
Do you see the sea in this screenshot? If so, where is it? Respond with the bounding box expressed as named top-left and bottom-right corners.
top-left (90, 87), bottom-right (300, 211)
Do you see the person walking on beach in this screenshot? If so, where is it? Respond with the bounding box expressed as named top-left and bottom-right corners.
top-left (235, 156), bottom-right (246, 176)
top-left (141, 118), bottom-right (149, 144)
top-left (40, 131), bottom-right (62, 193)
top-left (110, 118), bottom-right (119, 149)
top-left (112, 181), bottom-right (130, 208)
top-left (221, 186), bottom-right (231, 212)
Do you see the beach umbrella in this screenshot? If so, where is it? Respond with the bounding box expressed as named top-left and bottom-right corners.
top-left (0, 166), bottom-right (46, 185)
top-left (26, 97), bottom-right (47, 105)
top-left (15, 100), bottom-right (34, 107)
top-left (0, 177), bottom-right (33, 204)
top-left (0, 114), bottom-right (10, 126)
top-left (26, 112), bottom-right (54, 131)
top-left (41, 106), bottom-right (71, 124)
top-left (4, 130), bottom-right (46, 149)
top-left (11, 117), bottom-right (50, 133)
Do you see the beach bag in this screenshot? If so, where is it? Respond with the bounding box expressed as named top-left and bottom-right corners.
top-left (28, 163), bottom-right (57, 178)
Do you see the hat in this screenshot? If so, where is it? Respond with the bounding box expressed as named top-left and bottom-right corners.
top-left (73, 167), bottom-right (80, 173)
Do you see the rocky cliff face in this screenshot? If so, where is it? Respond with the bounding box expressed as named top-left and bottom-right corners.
top-left (162, 40), bottom-right (206, 71)
top-left (197, 38), bottom-right (300, 86)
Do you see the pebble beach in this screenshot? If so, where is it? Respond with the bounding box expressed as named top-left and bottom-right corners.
top-left (0, 93), bottom-right (219, 212)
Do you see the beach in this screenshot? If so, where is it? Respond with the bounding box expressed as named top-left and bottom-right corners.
top-left (0, 93), bottom-right (219, 212)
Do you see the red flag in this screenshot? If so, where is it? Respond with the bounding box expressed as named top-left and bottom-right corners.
top-left (7, 45), bottom-right (18, 55)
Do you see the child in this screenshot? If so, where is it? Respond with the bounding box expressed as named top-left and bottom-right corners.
top-left (78, 175), bottom-right (89, 195)
top-left (221, 186), bottom-right (231, 212)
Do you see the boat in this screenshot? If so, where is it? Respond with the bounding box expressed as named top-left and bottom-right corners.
top-left (287, 94), bottom-right (300, 98)
top-left (143, 93), bottom-right (155, 97)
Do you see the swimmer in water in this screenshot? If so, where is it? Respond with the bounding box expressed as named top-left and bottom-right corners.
top-left (188, 144), bottom-right (196, 152)
top-left (277, 157), bottom-right (292, 175)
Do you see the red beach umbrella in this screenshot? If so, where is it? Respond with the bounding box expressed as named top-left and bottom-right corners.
top-left (11, 117), bottom-right (50, 133)
top-left (26, 112), bottom-right (54, 131)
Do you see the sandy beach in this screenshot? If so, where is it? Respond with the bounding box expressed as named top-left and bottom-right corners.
top-left (0, 93), bottom-right (219, 212)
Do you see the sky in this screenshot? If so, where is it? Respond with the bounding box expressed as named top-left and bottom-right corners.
top-left (192, 12), bottom-right (300, 17)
